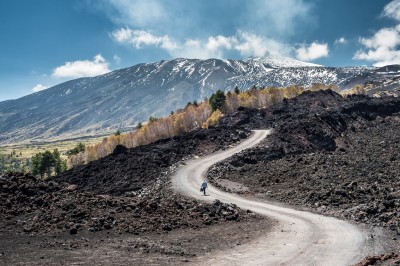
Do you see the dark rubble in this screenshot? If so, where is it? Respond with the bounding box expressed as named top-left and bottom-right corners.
top-left (208, 90), bottom-right (400, 235)
top-left (0, 127), bottom-right (258, 236)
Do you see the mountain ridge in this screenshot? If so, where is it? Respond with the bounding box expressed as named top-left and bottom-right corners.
top-left (0, 56), bottom-right (399, 144)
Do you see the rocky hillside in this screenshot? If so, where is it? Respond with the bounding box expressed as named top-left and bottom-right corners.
top-left (207, 90), bottom-right (400, 238)
top-left (0, 126), bottom-right (252, 235)
top-left (1, 56), bottom-right (399, 144)
top-left (0, 119), bottom-right (270, 265)
top-left (1, 90), bottom-right (400, 264)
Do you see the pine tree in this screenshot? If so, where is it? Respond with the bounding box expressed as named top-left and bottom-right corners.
top-left (148, 116), bottom-right (158, 124)
top-left (31, 153), bottom-right (45, 178)
top-left (53, 149), bottom-right (66, 175)
top-left (209, 90), bottom-right (227, 112)
top-left (41, 151), bottom-right (55, 178)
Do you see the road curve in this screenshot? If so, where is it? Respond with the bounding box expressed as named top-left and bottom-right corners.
top-left (172, 130), bottom-right (367, 266)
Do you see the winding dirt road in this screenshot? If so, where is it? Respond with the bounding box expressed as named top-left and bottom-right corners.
top-left (172, 130), bottom-right (368, 265)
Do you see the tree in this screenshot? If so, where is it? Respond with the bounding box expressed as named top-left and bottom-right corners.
top-left (67, 142), bottom-right (85, 156)
top-left (148, 116), bottom-right (159, 124)
top-left (41, 151), bottom-right (55, 178)
top-left (53, 149), bottom-right (67, 175)
top-left (209, 90), bottom-right (227, 112)
top-left (31, 153), bottom-right (45, 178)
top-left (114, 130), bottom-right (121, 136)
top-left (234, 86), bottom-right (240, 94)
top-left (136, 122), bottom-right (143, 129)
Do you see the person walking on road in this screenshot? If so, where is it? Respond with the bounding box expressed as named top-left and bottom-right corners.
top-left (201, 180), bottom-right (208, 196)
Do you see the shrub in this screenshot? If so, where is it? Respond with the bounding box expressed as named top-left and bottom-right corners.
top-left (203, 110), bottom-right (223, 128)
top-left (66, 142), bottom-right (85, 156)
top-left (340, 85), bottom-right (367, 97)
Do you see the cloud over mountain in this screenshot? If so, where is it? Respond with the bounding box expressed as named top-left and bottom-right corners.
top-left (111, 28), bottom-right (294, 59)
top-left (354, 0), bottom-right (400, 66)
top-left (52, 54), bottom-right (111, 78)
top-left (296, 42), bottom-right (329, 61)
top-left (32, 84), bottom-right (48, 92)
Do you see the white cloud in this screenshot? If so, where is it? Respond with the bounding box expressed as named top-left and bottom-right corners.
top-left (335, 37), bottom-right (347, 45)
top-left (111, 28), bottom-right (177, 50)
top-left (354, 26), bottom-right (400, 66)
top-left (353, 1), bottom-right (400, 66)
top-left (32, 84), bottom-right (48, 92)
top-left (383, 0), bottom-right (400, 21)
top-left (234, 31), bottom-right (292, 57)
top-left (52, 54), bottom-right (111, 78)
top-left (111, 28), bottom-right (292, 59)
top-left (174, 33), bottom-right (287, 59)
top-left (205, 36), bottom-right (235, 53)
top-left (359, 26), bottom-right (400, 49)
top-left (296, 42), bottom-right (329, 61)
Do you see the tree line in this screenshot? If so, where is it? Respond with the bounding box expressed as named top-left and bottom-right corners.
top-left (1, 83), bottom-right (366, 175)
top-left (67, 84), bottom-right (312, 167)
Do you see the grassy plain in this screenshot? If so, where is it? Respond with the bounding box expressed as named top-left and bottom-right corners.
top-left (0, 136), bottom-right (105, 160)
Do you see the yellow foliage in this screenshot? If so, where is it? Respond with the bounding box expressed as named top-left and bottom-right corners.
top-left (340, 85), bottom-right (367, 97)
top-left (203, 110), bottom-right (223, 128)
top-left (68, 83), bottom-right (341, 168)
top-left (68, 101), bottom-right (212, 167)
top-left (308, 83), bottom-right (339, 92)
top-left (282, 85), bottom-right (304, 98)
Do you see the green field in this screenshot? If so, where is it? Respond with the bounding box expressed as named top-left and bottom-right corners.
top-left (0, 136), bottom-right (105, 173)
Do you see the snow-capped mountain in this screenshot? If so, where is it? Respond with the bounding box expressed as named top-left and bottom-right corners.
top-left (245, 56), bottom-right (322, 68)
top-left (0, 56), bottom-right (399, 144)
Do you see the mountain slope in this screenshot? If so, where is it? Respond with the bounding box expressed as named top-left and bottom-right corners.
top-left (0, 57), bottom-right (399, 144)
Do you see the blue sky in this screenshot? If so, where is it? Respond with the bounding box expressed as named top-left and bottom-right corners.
top-left (0, 0), bottom-right (399, 101)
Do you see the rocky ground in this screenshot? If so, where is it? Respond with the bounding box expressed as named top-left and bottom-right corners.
top-left (0, 213), bottom-right (270, 265)
top-left (207, 90), bottom-right (400, 265)
top-left (2, 90), bottom-right (400, 265)
top-left (0, 126), bottom-right (273, 265)
top-left (209, 117), bottom-right (400, 231)
top-left (0, 173), bottom-right (261, 236)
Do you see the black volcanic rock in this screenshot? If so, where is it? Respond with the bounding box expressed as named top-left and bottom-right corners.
top-left (207, 91), bottom-right (400, 233)
top-left (112, 144), bottom-right (127, 155)
top-left (1, 90), bottom-right (399, 245)
top-left (57, 127), bottom-right (250, 196)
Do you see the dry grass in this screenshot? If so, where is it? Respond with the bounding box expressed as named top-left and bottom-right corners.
top-left (0, 137), bottom-right (104, 161)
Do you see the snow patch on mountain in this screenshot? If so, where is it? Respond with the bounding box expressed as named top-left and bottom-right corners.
top-left (246, 56), bottom-right (322, 68)
top-left (0, 57), bottom-right (398, 144)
